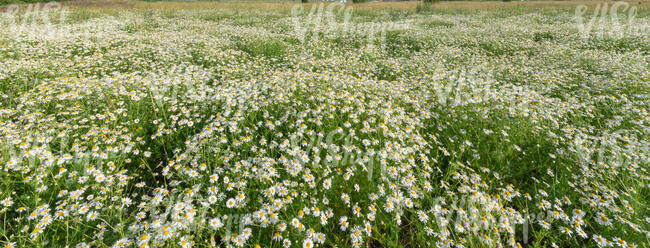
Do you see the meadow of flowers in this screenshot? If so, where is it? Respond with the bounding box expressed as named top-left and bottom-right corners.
top-left (0, 1), bottom-right (648, 248)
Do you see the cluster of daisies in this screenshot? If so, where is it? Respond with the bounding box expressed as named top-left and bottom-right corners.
top-left (0, 3), bottom-right (648, 248)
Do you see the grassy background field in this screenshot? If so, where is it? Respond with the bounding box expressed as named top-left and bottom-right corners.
top-left (0, 1), bottom-right (648, 248)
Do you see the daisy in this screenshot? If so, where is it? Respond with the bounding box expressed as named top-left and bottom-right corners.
top-left (302, 238), bottom-right (314, 248)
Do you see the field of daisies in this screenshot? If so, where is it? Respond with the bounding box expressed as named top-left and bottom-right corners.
top-left (0, 1), bottom-right (649, 248)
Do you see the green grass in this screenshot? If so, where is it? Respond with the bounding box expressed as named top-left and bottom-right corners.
top-left (0, 1), bottom-right (649, 248)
